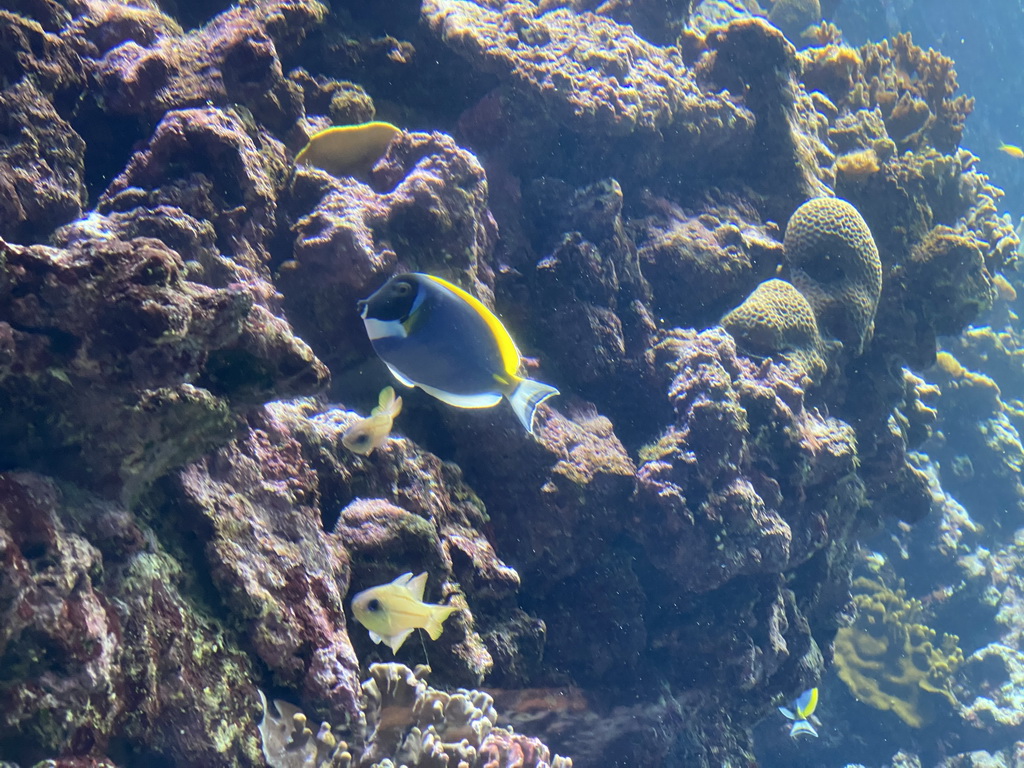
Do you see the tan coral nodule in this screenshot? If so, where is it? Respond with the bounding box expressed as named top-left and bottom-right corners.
top-left (721, 278), bottom-right (827, 384)
top-left (783, 196), bottom-right (882, 355)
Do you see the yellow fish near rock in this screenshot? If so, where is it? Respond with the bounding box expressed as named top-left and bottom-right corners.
top-left (351, 572), bottom-right (457, 654)
top-left (342, 386), bottom-right (403, 455)
top-left (997, 143), bottom-right (1024, 159)
top-left (294, 121), bottom-right (401, 177)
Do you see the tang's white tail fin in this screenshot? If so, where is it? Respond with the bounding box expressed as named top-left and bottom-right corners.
top-left (425, 604), bottom-right (458, 640)
top-left (506, 378), bottom-right (559, 434)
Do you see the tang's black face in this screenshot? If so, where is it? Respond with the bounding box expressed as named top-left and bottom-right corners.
top-left (357, 274), bottom-right (420, 321)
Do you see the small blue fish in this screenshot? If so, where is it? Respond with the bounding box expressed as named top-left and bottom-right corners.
top-left (778, 687), bottom-right (821, 739)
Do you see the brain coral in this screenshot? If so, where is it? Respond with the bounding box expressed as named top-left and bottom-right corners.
top-left (768, 0), bottom-right (822, 44)
top-left (783, 197), bottom-right (882, 355)
top-left (721, 278), bottom-right (827, 384)
top-left (834, 576), bottom-right (964, 728)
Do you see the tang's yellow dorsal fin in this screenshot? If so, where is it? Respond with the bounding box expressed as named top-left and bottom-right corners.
top-left (799, 688), bottom-right (819, 719)
top-left (294, 122), bottom-right (401, 178)
top-left (424, 275), bottom-right (521, 378)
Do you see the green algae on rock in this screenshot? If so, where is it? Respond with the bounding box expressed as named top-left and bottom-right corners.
top-left (423, 0), bottom-right (743, 136)
top-left (0, 235), bottom-right (326, 502)
top-left (421, 0), bottom-right (756, 186)
top-left (0, 471), bottom-right (265, 766)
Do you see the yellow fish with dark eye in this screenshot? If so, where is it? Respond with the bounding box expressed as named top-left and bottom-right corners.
top-left (342, 386), bottom-right (403, 455)
top-left (350, 572), bottom-right (457, 654)
top-left (357, 273), bottom-right (559, 434)
top-left (998, 143), bottom-right (1024, 159)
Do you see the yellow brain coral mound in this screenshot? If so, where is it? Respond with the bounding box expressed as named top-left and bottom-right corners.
top-left (783, 197), bottom-right (882, 356)
top-left (721, 278), bottom-right (827, 383)
top-left (834, 577), bottom-right (964, 728)
top-left (294, 121), bottom-right (401, 178)
top-left (768, 0), bottom-right (822, 44)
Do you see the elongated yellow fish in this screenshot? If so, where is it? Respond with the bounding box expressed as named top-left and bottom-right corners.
top-left (351, 572), bottom-right (457, 653)
top-left (998, 143), bottom-right (1024, 159)
top-left (342, 386), bottom-right (402, 455)
top-left (295, 121), bottom-right (400, 177)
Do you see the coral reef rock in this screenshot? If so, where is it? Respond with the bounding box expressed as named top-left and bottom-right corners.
top-left (258, 663), bottom-right (572, 768)
top-left (0, 234), bottom-right (327, 502)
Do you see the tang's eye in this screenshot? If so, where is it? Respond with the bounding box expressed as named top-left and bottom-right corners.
top-left (367, 599), bottom-right (382, 612)
top-left (394, 281), bottom-right (413, 296)
top-left (353, 434), bottom-right (370, 447)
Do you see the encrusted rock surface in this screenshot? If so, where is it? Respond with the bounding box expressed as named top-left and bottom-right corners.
top-left (0, 471), bottom-right (265, 766)
top-left (0, 0), bottom-right (1021, 766)
top-left (0, 234), bottom-right (326, 501)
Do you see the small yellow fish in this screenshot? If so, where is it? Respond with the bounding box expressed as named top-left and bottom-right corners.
top-left (998, 143), bottom-right (1024, 159)
top-left (351, 572), bottom-right (457, 653)
top-left (342, 386), bottom-right (402, 455)
top-left (294, 121), bottom-right (400, 177)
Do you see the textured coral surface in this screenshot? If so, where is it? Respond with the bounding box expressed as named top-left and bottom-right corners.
top-left (0, 0), bottom-right (1021, 767)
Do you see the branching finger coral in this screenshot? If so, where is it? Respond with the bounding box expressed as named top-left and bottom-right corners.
top-left (260, 664), bottom-right (571, 768)
top-left (848, 33), bottom-right (974, 153)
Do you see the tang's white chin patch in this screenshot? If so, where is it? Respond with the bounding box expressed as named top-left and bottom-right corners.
top-left (363, 317), bottom-right (406, 341)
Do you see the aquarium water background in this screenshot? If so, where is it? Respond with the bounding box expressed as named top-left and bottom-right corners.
top-left (0, 0), bottom-right (1023, 767)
